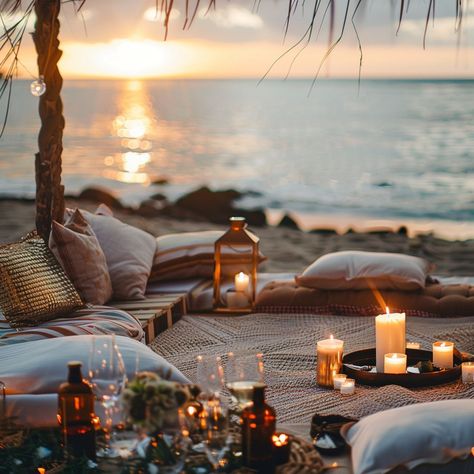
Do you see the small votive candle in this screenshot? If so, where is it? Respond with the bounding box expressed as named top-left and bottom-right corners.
top-left (384, 353), bottom-right (407, 374)
top-left (406, 342), bottom-right (421, 350)
top-left (316, 336), bottom-right (344, 388)
top-left (234, 272), bottom-right (250, 292)
top-left (462, 362), bottom-right (474, 383)
top-left (433, 341), bottom-right (454, 369)
top-left (340, 378), bottom-right (355, 395)
top-left (272, 433), bottom-right (291, 465)
top-left (333, 374), bottom-right (347, 390)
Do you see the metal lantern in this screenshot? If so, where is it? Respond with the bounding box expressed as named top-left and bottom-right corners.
top-left (213, 217), bottom-right (259, 313)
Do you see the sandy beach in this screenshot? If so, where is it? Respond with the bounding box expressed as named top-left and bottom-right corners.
top-left (1, 198), bottom-right (473, 277)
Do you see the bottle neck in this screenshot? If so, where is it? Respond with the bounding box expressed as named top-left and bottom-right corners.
top-left (68, 365), bottom-right (83, 384)
top-left (252, 386), bottom-right (265, 407)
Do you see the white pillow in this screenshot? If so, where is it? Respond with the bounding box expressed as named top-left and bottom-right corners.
top-left (75, 207), bottom-right (156, 300)
top-left (296, 251), bottom-right (433, 291)
top-left (0, 335), bottom-right (189, 394)
top-left (341, 399), bottom-right (474, 474)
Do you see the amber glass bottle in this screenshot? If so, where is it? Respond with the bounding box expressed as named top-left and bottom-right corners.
top-left (58, 361), bottom-right (96, 461)
top-left (241, 384), bottom-right (276, 473)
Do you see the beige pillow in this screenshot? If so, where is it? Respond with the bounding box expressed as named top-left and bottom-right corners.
top-left (49, 209), bottom-right (112, 305)
top-left (296, 251), bottom-right (433, 291)
top-left (0, 234), bottom-right (83, 328)
top-left (76, 207), bottom-right (156, 300)
top-left (149, 230), bottom-right (266, 282)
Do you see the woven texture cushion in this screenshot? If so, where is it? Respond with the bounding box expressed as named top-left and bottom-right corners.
top-left (0, 235), bottom-right (83, 328)
top-left (296, 251), bottom-right (433, 291)
top-left (69, 207), bottom-right (156, 300)
top-left (256, 281), bottom-right (474, 317)
top-left (149, 230), bottom-right (266, 282)
top-left (49, 209), bottom-right (112, 305)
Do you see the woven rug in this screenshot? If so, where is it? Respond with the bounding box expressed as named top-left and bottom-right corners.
top-left (150, 313), bottom-right (474, 424)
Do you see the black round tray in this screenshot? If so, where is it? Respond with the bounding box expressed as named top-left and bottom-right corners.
top-left (342, 348), bottom-right (462, 387)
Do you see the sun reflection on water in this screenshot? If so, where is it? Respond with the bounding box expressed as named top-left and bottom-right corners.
top-left (105, 80), bottom-right (155, 184)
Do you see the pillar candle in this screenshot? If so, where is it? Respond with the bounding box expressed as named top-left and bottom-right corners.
top-left (432, 341), bottom-right (454, 369)
top-left (234, 272), bottom-right (250, 292)
top-left (384, 353), bottom-right (407, 374)
top-left (316, 336), bottom-right (344, 387)
top-left (462, 362), bottom-right (474, 383)
top-left (375, 308), bottom-right (406, 373)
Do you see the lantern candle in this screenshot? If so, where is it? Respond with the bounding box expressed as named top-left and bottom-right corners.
top-left (272, 433), bottom-right (291, 465)
top-left (384, 353), bottom-right (407, 374)
top-left (340, 378), bottom-right (355, 395)
top-left (432, 341), bottom-right (454, 369)
top-left (375, 307), bottom-right (406, 373)
top-left (316, 336), bottom-right (344, 387)
top-left (462, 362), bottom-right (474, 383)
top-left (235, 272), bottom-right (250, 293)
top-left (333, 374), bottom-right (347, 390)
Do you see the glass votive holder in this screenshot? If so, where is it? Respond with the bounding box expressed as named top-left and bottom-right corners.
top-left (333, 374), bottom-right (347, 390)
top-left (462, 362), bottom-right (474, 383)
top-left (340, 378), bottom-right (355, 395)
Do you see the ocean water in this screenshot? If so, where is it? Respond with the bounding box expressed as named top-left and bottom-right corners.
top-left (1, 79), bottom-right (473, 235)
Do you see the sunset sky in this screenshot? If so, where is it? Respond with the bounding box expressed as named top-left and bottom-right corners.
top-left (12, 1), bottom-right (474, 79)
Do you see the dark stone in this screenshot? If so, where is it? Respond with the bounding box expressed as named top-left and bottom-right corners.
top-left (171, 186), bottom-right (267, 226)
top-left (243, 189), bottom-right (264, 198)
top-left (368, 228), bottom-right (393, 235)
top-left (345, 228), bottom-right (355, 234)
top-left (277, 214), bottom-right (300, 230)
top-left (309, 228), bottom-right (338, 235)
top-left (136, 199), bottom-right (167, 217)
top-left (397, 225), bottom-right (408, 236)
top-left (150, 193), bottom-right (167, 202)
top-left (375, 181), bottom-right (393, 187)
top-left (78, 187), bottom-right (124, 209)
top-left (152, 177), bottom-right (169, 185)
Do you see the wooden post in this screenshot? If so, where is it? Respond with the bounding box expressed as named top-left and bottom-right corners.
top-left (32, 0), bottom-right (65, 240)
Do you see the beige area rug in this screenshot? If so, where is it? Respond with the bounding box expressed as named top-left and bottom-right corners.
top-left (150, 313), bottom-right (474, 425)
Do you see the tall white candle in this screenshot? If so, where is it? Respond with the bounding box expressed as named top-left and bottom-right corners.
top-left (432, 341), bottom-right (454, 369)
top-left (462, 362), bottom-right (474, 383)
top-left (375, 308), bottom-right (406, 373)
top-left (235, 272), bottom-right (250, 292)
top-left (384, 353), bottom-right (407, 374)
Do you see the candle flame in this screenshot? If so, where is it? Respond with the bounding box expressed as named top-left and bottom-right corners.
top-left (441, 342), bottom-right (446, 347)
top-left (329, 334), bottom-right (334, 340)
top-left (391, 353), bottom-right (397, 359)
top-left (38, 469), bottom-right (46, 474)
top-left (386, 306), bottom-right (390, 315)
top-left (272, 433), bottom-right (289, 446)
top-left (236, 272), bottom-right (246, 280)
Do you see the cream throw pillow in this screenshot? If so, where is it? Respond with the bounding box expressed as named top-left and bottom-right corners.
top-left (296, 251), bottom-right (433, 291)
top-left (77, 206), bottom-right (156, 300)
top-left (341, 399), bottom-right (474, 474)
top-left (50, 209), bottom-right (112, 305)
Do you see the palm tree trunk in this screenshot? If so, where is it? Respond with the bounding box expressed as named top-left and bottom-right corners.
top-left (32, 0), bottom-right (65, 240)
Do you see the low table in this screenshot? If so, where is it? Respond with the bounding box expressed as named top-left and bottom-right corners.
top-left (111, 293), bottom-right (187, 343)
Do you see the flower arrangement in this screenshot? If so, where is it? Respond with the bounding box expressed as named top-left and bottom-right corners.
top-left (121, 371), bottom-right (190, 434)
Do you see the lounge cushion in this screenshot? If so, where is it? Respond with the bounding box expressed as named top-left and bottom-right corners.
top-left (256, 281), bottom-right (474, 317)
top-left (0, 334), bottom-right (189, 395)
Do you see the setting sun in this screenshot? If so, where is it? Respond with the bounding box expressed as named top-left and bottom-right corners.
top-left (60, 39), bottom-right (194, 78)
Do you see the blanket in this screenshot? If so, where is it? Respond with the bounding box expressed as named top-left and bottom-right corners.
top-left (0, 306), bottom-right (144, 345)
top-left (150, 313), bottom-right (474, 424)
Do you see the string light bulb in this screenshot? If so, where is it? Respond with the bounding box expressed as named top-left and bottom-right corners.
top-left (30, 75), bottom-right (46, 96)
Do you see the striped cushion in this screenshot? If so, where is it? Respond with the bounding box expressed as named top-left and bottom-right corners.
top-left (150, 230), bottom-right (266, 282)
top-left (0, 306), bottom-right (144, 346)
